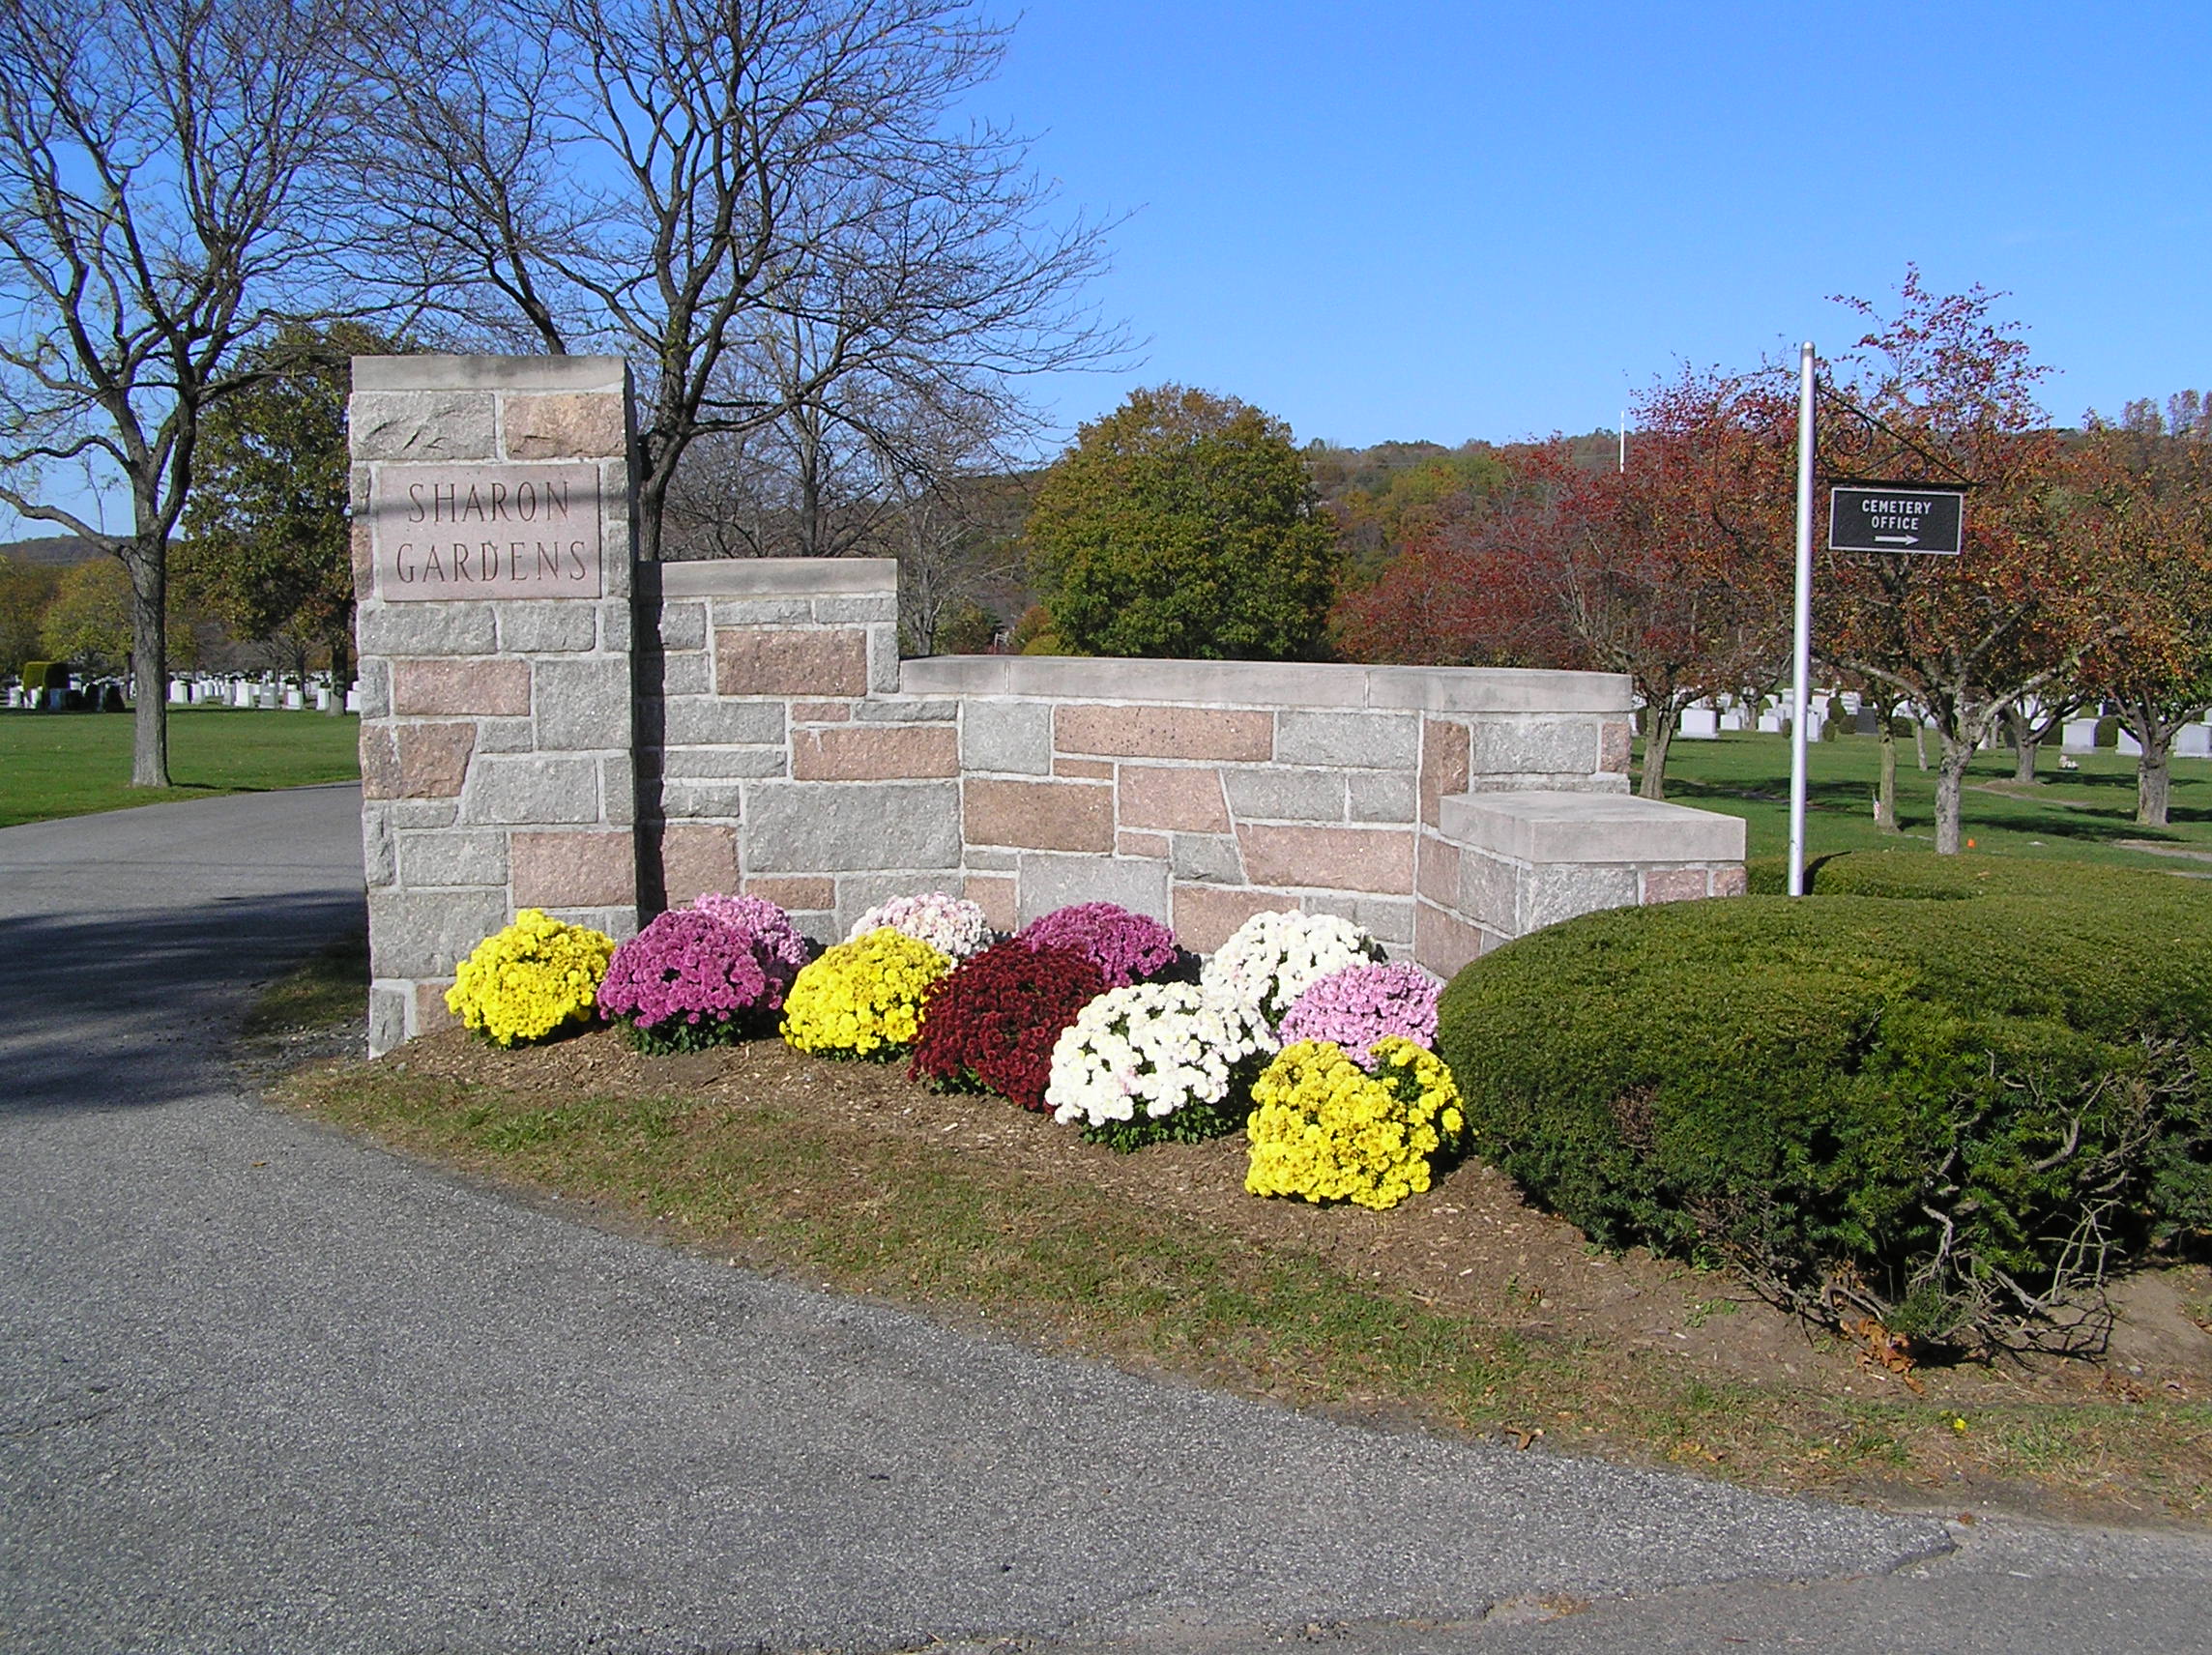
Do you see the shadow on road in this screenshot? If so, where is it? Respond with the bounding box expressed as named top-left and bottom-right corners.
top-left (0, 887), bottom-right (366, 1115)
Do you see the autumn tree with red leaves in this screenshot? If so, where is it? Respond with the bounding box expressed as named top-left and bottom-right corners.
top-left (1815, 270), bottom-right (2096, 854)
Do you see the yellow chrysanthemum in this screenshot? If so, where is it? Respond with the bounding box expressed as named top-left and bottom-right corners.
top-left (1244, 1035), bottom-right (1467, 1210)
top-left (445, 909), bottom-right (615, 1047)
top-left (780, 927), bottom-right (951, 1059)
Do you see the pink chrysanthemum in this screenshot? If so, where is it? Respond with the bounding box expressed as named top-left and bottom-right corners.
top-left (1275, 962), bottom-right (1441, 1069)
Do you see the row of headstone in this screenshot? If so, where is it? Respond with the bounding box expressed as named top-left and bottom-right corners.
top-left (1665, 693), bottom-right (2212, 760)
top-left (160, 674), bottom-right (358, 711)
top-left (5, 674), bottom-right (359, 711)
top-left (1674, 693), bottom-right (1834, 741)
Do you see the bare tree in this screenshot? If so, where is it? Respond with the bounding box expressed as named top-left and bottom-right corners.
top-left (361, 0), bottom-right (1120, 562)
top-left (0, 0), bottom-right (360, 784)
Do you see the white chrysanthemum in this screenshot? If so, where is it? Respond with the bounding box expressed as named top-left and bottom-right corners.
top-left (1198, 910), bottom-right (1383, 1026)
top-left (1046, 982), bottom-right (1272, 1128)
top-left (847, 891), bottom-right (993, 960)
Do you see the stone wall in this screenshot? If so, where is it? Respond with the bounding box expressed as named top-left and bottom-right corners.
top-left (353, 353), bottom-right (1748, 1056)
top-left (636, 559), bottom-right (1745, 968)
top-left (352, 356), bottom-right (639, 1054)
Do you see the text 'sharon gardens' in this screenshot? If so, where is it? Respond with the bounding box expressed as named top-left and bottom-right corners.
top-left (370, 461), bottom-right (604, 600)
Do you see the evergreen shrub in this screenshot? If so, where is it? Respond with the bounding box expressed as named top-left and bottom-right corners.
top-left (1437, 855), bottom-right (2212, 1353)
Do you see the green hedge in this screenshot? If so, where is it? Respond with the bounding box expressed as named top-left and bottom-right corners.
top-left (1436, 855), bottom-right (2212, 1353)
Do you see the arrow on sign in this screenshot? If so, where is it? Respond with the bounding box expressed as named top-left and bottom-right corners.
top-left (1875, 535), bottom-right (1919, 545)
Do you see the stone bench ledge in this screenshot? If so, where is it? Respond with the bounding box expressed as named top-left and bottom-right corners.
top-left (1438, 790), bottom-right (1746, 864)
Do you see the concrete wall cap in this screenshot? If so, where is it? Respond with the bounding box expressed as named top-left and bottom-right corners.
top-left (352, 355), bottom-right (628, 392)
top-left (1438, 790), bottom-right (1747, 864)
top-left (900, 653), bottom-right (1630, 714)
top-left (643, 557), bottom-right (897, 598)
top-left (1364, 665), bottom-right (1633, 715)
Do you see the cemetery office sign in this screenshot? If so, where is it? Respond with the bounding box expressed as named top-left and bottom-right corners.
top-left (370, 462), bottom-right (603, 599)
top-left (1828, 483), bottom-right (1965, 556)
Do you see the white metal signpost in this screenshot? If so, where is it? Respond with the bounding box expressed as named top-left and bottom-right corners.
top-left (1788, 345), bottom-right (1816, 896)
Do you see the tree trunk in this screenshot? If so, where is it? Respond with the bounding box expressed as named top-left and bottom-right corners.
top-left (2137, 726), bottom-right (2174, 828)
top-left (1876, 720), bottom-right (1900, 831)
top-left (325, 627), bottom-right (351, 714)
top-left (1640, 705), bottom-right (1676, 800)
top-left (2003, 706), bottom-right (2038, 783)
top-left (634, 455), bottom-right (670, 564)
top-left (1912, 717), bottom-right (1929, 772)
top-left (124, 542), bottom-right (170, 787)
top-left (1934, 735), bottom-right (1972, 854)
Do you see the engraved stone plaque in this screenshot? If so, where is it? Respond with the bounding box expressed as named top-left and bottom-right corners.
top-left (370, 462), bottom-right (602, 600)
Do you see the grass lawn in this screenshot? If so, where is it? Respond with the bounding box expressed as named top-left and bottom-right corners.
top-left (0, 707), bottom-right (361, 828)
top-left (1652, 730), bottom-right (2212, 876)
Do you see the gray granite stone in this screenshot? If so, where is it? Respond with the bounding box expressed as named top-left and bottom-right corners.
top-left (362, 809), bottom-right (395, 887)
top-left (602, 753), bottom-right (635, 828)
top-left (534, 656), bottom-right (633, 750)
top-left (1275, 710), bottom-right (1419, 769)
top-left (639, 651), bottom-right (712, 698)
top-left (1470, 718), bottom-right (1599, 778)
top-left (473, 717), bottom-right (536, 754)
top-left (1349, 769), bottom-right (1418, 823)
top-left (651, 600), bottom-right (708, 651)
top-left (498, 602), bottom-right (599, 653)
top-left (368, 983), bottom-right (410, 1058)
top-left (368, 885), bottom-right (511, 978)
top-left (812, 593), bottom-right (898, 624)
top-left (1222, 767), bottom-right (1345, 823)
top-left (661, 697), bottom-right (786, 747)
top-left (742, 781), bottom-right (961, 872)
top-left (1171, 833), bottom-right (1245, 885)
top-left (359, 602), bottom-right (497, 657)
top-left (396, 829), bottom-right (509, 888)
top-left (711, 597), bottom-right (814, 625)
top-left (1522, 862), bottom-right (1641, 932)
top-left (961, 700), bottom-right (1053, 775)
top-left (461, 755), bottom-right (602, 825)
top-left (356, 657), bottom-right (392, 720)
top-left (856, 698), bottom-right (956, 722)
top-left (350, 391), bottom-right (495, 461)
top-left (658, 746), bottom-right (789, 779)
top-left (1016, 853), bottom-right (1171, 925)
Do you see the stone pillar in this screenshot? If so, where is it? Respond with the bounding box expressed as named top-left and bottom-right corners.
top-left (351, 355), bottom-right (639, 1055)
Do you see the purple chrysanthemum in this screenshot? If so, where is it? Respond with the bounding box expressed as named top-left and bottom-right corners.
top-left (1016, 902), bottom-right (1179, 988)
top-left (691, 891), bottom-right (810, 980)
top-left (1275, 962), bottom-right (1441, 1069)
top-left (597, 901), bottom-right (804, 1043)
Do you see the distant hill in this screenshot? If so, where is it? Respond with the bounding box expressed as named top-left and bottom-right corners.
top-left (1, 536), bottom-right (103, 567)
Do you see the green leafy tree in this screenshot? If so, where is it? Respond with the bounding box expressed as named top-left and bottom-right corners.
top-left (1027, 386), bottom-right (1344, 659)
top-left (0, 557), bottom-right (60, 680)
top-left (176, 322), bottom-right (393, 708)
top-left (41, 557), bottom-right (192, 680)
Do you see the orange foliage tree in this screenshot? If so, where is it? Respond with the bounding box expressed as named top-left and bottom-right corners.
top-left (1333, 366), bottom-right (1792, 798)
top-left (2071, 399), bottom-right (2212, 826)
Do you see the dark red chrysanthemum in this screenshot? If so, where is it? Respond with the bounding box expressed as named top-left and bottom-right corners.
top-left (909, 939), bottom-right (1107, 1111)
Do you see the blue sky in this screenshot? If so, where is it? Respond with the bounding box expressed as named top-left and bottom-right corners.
top-left (981, 1), bottom-right (2212, 450)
